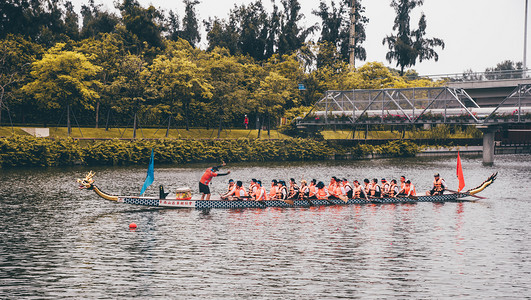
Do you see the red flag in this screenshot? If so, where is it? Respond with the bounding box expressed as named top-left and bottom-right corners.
top-left (456, 151), bottom-right (465, 192)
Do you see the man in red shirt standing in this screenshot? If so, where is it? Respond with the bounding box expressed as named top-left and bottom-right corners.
top-left (244, 115), bottom-right (249, 129)
top-left (199, 162), bottom-right (231, 200)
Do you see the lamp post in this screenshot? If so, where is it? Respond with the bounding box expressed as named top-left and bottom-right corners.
top-left (525, 0), bottom-right (528, 72)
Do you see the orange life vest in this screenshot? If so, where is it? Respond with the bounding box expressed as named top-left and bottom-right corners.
top-left (255, 186), bottom-right (266, 200)
top-left (369, 183), bottom-right (380, 197)
top-left (268, 185), bottom-right (277, 199)
top-left (328, 182), bottom-right (336, 194)
top-left (404, 184), bottom-right (416, 196)
top-left (353, 185), bottom-right (362, 198)
top-left (235, 186), bottom-right (248, 198)
top-left (433, 178), bottom-right (444, 192)
top-left (389, 184), bottom-right (397, 197)
top-left (316, 188), bottom-right (328, 199)
top-left (309, 184), bottom-right (317, 197)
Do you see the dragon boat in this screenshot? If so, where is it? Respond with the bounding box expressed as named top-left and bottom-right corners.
top-left (77, 171), bottom-right (497, 210)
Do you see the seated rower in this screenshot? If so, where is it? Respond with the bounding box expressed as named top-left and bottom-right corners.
top-left (288, 178), bottom-right (300, 200)
top-left (315, 181), bottom-right (329, 200)
top-left (363, 179), bottom-right (371, 196)
top-left (369, 178), bottom-right (381, 198)
top-left (381, 178), bottom-right (390, 197)
top-left (248, 179), bottom-right (258, 196)
top-left (299, 180), bottom-right (309, 199)
top-left (220, 179), bottom-right (237, 200)
top-left (343, 178), bottom-right (353, 198)
top-left (352, 180), bottom-right (369, 200)
top-left (308, 179), bottom-right (317, 199)
top-left (426, 173), bottom-right (446, 195)
top-left (399, 176), bottom-right (407, 194)
top-left (268, 179), bottom-right (278, 200)
top-left (329, 178), bottom-right (345, 200)
top-left (232, 181), bottom-right (248, 200)
top-left (399, 180), bottom-right (416, 197)
top-left (328, 177), bottom-right (338, 196)
top-left (254, 180), bottom-right (267, 201)
top-left (277, 180), bottom-right (288, 200)
top-left (388, 179), bottom-right (399, 198)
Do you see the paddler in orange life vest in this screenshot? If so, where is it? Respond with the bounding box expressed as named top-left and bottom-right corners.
top-left (233, 180), bottom-right (248, 200)
top-left (389, 179), bottom-right (399, 197)
top-left (427, 173), bottom-right (446, 195)
top-left (308, 179), bottom-right (318, 199)
top-left (381, 178), bottom-right (390, 197)
top-left (315, 181), bottom-right (329, 200)
top-left (253, 180), bottom-right (267, 201)
top-left (199, 162), bottom-right (231, 200)
top-left (363, 179), bottom-right (371, 196)
top-left (268, 179), bottom-right (278, 200)
top-left (368, 178), bottom-right (381, 198)
top-left (399, 176), bottom-right (407, 193)
top-left (399, 180), bottom-right (416, 197)
top-left (342, 178), bottom-right (353, 198)
top-left (299, 180), bottom-right (309, 199)
top-left (352, 180), bottom-right (368, 200)
top-left (328, 177), bottom-right (338, 195)
top-left (220, 179), bottom-right (236, 200)
top-left (288, 178), bottom-right (300, 200)
top-left (248, 179), bottom-right (258, 196)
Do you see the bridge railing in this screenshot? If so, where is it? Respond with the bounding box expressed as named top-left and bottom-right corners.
top-left (297, 85), bottom-right (531, 127)
top-left (415, 69), bottom-right (531, 82)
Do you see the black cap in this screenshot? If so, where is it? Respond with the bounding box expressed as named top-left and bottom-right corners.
top-left (212, 167), bottom-right (219, 171)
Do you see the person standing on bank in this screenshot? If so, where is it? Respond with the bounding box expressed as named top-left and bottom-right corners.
top-left (199, 162), bottom-right (231, 200)
top-left (244, 115), bottom-right (249, 129)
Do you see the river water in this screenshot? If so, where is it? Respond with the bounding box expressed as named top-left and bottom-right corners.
top-left (0, 155), bottom-right (530, 299)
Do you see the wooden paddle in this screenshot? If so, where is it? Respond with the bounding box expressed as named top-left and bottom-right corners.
top-left (446, 189), bottom-right (487, 200)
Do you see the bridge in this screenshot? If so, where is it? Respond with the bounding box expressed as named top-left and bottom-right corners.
top-left (297, 82), bottom-right (531, 165)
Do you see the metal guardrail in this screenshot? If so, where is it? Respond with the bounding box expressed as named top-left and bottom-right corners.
top-left (414, 69), bottom-right (531, 82)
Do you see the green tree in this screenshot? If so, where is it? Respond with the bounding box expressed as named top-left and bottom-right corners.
top-left (0, 35), bottom-right (43, 125)
top-left (252, 71), bottom-right (293, 137)
top-left (277, 0), bottom-right (317, 55)
top-left (382, 0), bottom-right (444, 75)
top-left (21, 44), bottom-right (101, 135)
top-left (181, 0), bottom-right (201, 47)
top-left (485, 60), bottom-right (523, 80)
top-left (80, 0), bottom-right (120, 38)
top-left (76, 33), bottom-right (126, 128)
top-left (118, 0), bottom-right (164, 50)
top-left (147, 48), bottom-right (212, 131)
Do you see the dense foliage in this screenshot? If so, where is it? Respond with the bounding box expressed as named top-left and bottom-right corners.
top-left (0, 135), bottom-right (420, 168)
top-left (0, 0), bottom-right (445, 134)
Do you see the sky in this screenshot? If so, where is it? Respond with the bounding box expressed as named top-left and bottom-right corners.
top-left (69, 0), bottom-right (529, 76)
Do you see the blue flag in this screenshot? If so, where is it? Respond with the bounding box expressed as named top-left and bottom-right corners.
top-left (140, 149), bottom-right (154, 196)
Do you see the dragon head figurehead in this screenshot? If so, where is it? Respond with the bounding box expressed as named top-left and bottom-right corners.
top-left (77, 171), bottom-right (96, 190)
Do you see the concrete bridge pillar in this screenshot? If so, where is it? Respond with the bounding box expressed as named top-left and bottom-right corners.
top-left (477, 125), bottom-right (500, 165)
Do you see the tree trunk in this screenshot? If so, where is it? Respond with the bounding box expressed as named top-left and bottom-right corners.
top-left (165, 115), bottom-right (171, 138)
top-left (133, 112), bottom-right (137, 139)
top-left (257, 116), bottom-right (261, 139)
top-left (217, 117), bottom-right (222, 138)
top-left (184, 102), bottom-right (190, 131)
top-left (267, 113), bottom-right (271, 138)
top-left (95, 100), bottom-right (100, 128)
top-left (67, 104), bottom-right (71, 137)
top-left (105, 109), bottom-right (110, 131)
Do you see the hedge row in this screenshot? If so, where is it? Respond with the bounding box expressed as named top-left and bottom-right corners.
top-left (0, 136), bottom-right (420, 168)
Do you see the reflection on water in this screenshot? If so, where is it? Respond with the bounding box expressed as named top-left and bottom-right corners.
top-left (0, 155), bottom-right (530, 299)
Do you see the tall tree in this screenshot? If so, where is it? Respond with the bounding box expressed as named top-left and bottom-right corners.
top-left (118, 0), bottom-right (164, 49)
top-left (382, 0), bottom-right (444, 75)
top-left (21, 44), bottom-right (101, 135)
top-left (80, 0), bottom-right (119, 38)
top-left (313, 0), bottom-right (368, 66)
top-left (181, 0), bottom-right (201, 47)
top-left (277, 0), bottom-right (317, 55)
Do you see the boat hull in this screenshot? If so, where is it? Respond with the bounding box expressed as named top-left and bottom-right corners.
top-left (117, 193), bottom-right (470, 209)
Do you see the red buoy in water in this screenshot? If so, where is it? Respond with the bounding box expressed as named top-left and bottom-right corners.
top-left (129, 223), bottom-right (137, 229)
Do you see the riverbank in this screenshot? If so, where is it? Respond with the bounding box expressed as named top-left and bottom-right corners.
top-left (0, 135), bottom-right (420, 168)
